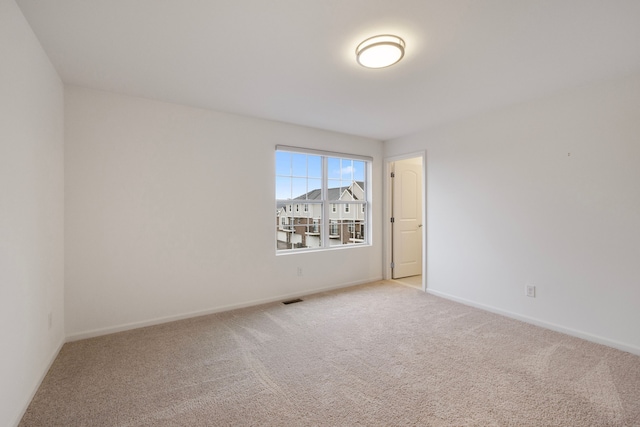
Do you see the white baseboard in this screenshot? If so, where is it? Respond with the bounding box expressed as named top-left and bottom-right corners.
top-left (13, 338), bottom-right (65, 427)
top-left (66, 276), bottom-right (383, 342)
top-left (426, 289), bottom-right (640, 356)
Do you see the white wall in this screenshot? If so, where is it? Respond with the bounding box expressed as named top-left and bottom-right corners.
top-left (65, 86), bottom-right (383, 339)
top-left (385, 73), bottom-right (640, 354)
top-left (0, 1), bottom-right (65, 425)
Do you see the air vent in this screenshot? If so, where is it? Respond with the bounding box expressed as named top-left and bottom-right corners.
top-left (282, 298), bottom-right (303, 305)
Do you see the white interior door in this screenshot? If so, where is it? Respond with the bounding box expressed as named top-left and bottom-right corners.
top-left (392, 158), bottom-right (423, 279)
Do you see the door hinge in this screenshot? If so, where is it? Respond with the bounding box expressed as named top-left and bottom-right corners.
top-left (390, 217), bottom-right (395, 223)
top-left (390, 172), bottom-right (395, 178)
top-left (390, 262), bottom-right (395, 269)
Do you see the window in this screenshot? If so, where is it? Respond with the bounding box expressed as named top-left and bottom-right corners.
top-left (275, 146), bottom-right (370, 252)
top-left (330, 220), bottom-right (339, 236)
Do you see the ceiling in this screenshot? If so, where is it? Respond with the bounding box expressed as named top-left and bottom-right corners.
top-left (16, 0), bottom-right (640, 141)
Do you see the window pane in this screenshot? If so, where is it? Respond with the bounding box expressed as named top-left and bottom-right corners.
top-left (305, 226), bottom-right (322, 248)
top-left (328, 157), bottom-right (341, 179)
top-left (292, 153), bottom-right (307, 177)
top-left (307, 202), bottom-right (323, 221)
top-left (328, 220), bottom-right (367, 246)
top-left (327, 158), bottom-right (367, 202)
top-left (343, 203), bottom-right (357, 217)
top-left (291, 178), bottom-right (307, 199)
top-left (276, 203), bottom-right (323, 251)
top-left (341, 180), bottom-right (352, 199)
top-left (307, 178), bottom-right (321, 199)
top-left (276, 176), bottom-right (291, 200)
top-left (275, 151), bottom-right (291, 176)
top-left (276, 210), bottom-right (294, 250)
top-left (327, 179), bottom-right (341, 201)
top-left (307, 155), bottom-right (321, 179)
top-left (353, 160), bottom-right (365, 181)
top-left (356, 179), bottom-right (365, 199)
top-left (340, 159), bottom-right (354, 180)
top-left (351, 180), bottom-right (365, 201)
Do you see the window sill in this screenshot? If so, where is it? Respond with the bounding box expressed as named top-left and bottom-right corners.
top-left (276, 242), bottom-right (371, 255)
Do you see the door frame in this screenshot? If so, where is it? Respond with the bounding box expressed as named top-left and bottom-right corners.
top-left (383, 151), bottom-right (427, 291)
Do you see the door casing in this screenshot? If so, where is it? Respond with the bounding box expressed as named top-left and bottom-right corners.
top-left (384, 151), bottom-right (426, 290)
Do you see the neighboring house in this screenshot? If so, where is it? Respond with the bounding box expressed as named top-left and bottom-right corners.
top-left (277, 181), bottom-right (366, 250)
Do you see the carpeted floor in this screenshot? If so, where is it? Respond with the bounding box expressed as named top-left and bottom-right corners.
top-left (20, 281), bottom-right (640, 426)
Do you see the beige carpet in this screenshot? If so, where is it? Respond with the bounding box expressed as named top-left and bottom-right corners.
top-left (20, 281), bottom-right (640, 426)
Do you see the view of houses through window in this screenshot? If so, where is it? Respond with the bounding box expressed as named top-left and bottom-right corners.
top-left (276, 148), bottom-right (369, 252)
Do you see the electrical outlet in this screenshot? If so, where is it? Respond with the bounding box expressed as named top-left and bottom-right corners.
top-left (48, 312), bottom-right (53, 329)
top-left (297, 267), bottom-right (303, 277)
top-left (526, 285), bottom-right (536, 298)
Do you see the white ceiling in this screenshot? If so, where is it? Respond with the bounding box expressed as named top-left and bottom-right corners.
top-left (16, 0), bottom-right (640, 141)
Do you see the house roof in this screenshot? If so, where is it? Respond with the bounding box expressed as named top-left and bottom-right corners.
top-left (293, 181), bottom-right (364, 201)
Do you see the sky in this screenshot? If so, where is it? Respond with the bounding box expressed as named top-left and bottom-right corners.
top-left (275, 152), bottom-right (365, 200)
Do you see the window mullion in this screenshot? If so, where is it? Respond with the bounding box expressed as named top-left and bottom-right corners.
top-left (322, 155), bottom-right (329, 248)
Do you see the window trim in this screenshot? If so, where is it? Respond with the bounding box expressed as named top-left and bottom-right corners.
top-left (275, 145), bottom-right (372, 162)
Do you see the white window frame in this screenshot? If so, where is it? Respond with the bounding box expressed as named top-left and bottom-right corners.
top-left (275, 145), bottom-right (371, 254)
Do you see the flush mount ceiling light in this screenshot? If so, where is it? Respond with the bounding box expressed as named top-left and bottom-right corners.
top-left (356, 34), bottom-right (405, 69)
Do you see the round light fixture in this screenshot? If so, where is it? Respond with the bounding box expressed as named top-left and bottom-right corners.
top-left (356, 34), bottom-right (405, 69)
